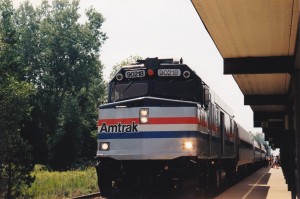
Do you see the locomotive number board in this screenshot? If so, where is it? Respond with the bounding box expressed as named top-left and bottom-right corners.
top-left (158, 69), bottom-right (181, 77)
top-left (125, 70), bottom-right (145, 78)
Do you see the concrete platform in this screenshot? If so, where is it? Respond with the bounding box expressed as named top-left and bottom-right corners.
top-left (215, 167), bottom-right (291, 199)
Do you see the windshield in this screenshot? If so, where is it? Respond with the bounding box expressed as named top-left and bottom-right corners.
top-left (109, 79), bottom-right (200, 103)
top-left (153, 79), bottom-right (199, 102)
top-left (110, 82), bottom-right (148, 102)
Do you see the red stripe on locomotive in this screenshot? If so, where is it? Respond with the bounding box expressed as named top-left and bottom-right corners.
top-left (97, 117), bottom-right (201, 126)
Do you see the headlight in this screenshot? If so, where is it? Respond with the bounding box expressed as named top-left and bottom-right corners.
top-left (139, 108), bottom-right (149, 124)
top-left (99, 142), bottom-right (110, 151)
top-left (140, 116), bottom-right (148, 124)
top-left (183, 141), bottom-right (194, 150)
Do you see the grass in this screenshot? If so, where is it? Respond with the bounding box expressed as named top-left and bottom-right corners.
top-left (25, 165), bottom-right (99, 199)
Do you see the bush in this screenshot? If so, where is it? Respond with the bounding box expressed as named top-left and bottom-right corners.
top-left (25, 165), bottom-right (98, 198)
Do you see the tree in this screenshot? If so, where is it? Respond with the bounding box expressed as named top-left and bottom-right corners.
top-left (0, 0), bottom-right (108, 196)
top-left (253, 132), bottom-right (265, 143)
top-left (0, 0), bottom-right (35, 198)
top-left (14, 0), bottom-right (107, 169)
top-left (0, 129), bottom-right (35, 199)
top-left (0, 78), bottom-right (35, 199)
top-left (109, 55), bottom-right (142, 79)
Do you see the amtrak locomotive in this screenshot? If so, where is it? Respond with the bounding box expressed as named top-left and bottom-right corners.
top-left (96, 58), bottom-right (267, 196)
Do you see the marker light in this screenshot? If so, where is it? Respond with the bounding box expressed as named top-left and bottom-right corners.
top-left (99, 142), bottom-right (110, 151)
top-left (183, 141), bottom-right (194, 150)
top-left (116, 73), bottom-right (123, 81)
top-left (147, 69), bottom-right (154, 76)
top-left (183, 70), bottom-right (190, 78)
top-left (139, 108), bottom-right (149, 124)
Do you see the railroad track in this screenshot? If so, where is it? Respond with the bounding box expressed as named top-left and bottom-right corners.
top-left (72, 192), bottom-right (101, 199)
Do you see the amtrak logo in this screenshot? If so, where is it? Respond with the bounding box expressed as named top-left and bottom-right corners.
top-left (99, 122), bottom-right (138, 133)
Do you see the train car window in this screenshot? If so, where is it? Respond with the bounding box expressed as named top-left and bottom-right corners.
top-left (153, 80), bottom-right (199, 102)
top-left (110, 82), bottom-right (148, 102)
top-left (203, 86), bottom-right (210, 108)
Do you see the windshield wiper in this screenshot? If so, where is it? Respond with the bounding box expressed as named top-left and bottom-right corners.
top-left (120, 81), bottom-right (133, 95)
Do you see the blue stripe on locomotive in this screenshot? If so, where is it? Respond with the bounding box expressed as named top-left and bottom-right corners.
top-left (98, 131), bottom-right (201, 139)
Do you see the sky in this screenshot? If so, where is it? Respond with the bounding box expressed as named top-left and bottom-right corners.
top-left (12, 0), bottom-right (263, 134)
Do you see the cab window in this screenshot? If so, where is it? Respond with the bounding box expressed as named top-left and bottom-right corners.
top-left (153, 80), bottom-right (200, 102)
top-left (110, 82), bottom-right (148, 102)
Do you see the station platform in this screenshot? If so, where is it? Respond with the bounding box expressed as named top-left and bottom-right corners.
top-left (215, 166), bottom-right (291, 199)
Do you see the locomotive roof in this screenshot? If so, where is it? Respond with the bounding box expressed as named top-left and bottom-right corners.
top-left (121, 58), bottom-right (189, 69)
top-left (119, 57), bottom-right (234, 117)
top-left (209, 88), bottom-right (234, 117)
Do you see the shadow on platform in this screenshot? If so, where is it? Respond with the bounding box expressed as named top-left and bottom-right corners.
top-left (215, 167), bottom-right (290, 199)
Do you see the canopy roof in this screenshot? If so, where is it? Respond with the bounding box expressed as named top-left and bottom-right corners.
top-left (192, 0), bottom-right (299, 147)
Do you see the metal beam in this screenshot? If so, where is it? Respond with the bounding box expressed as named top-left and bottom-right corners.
top-left (263, 127), bottom-right (284, 134)
top-left (265, 121), bottom-right (285, 128)
top-left (256, 121), bottom-right (285, 128)
top-left (244, 94), bottom-right (288, 105)
top-left (224, 56), bottom-right (294, 74)
top-left (254, 111), bottom-right (285, 121)
top-left (264, 128), bottom-right (284, 148)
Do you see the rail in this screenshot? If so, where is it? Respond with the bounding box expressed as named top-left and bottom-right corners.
top-left (71, 192), bottom-right (101, 199)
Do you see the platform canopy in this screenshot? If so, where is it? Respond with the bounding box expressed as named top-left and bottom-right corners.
top-left (192, 0), bottom-right (299, 147)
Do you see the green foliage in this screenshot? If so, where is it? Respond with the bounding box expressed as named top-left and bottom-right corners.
top-left (0, 1), bottom-right (36, 198)
top-left (0, 77), bottom-right (35, 130)
top-left (109, 55), bottom-right (142, 79)
top-left (48, 94), bottom-right (82, 170)
top-left (10, 0), bottom-right (107, 170)
top-left (0, 131), bottom-right (35, 199)
top-left (0, 0), bottom-right (107, 197)
top-left (254, 132), bottom-right (266, 144)
top-left (25, 165), bottom-right (98, 198)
